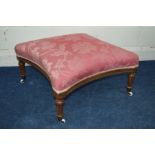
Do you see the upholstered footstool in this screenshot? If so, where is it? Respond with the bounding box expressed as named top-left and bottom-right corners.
top-left (15, 33), bottom-right (139, 123)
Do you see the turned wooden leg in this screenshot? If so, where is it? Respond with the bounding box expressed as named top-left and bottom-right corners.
top-left (55, 96), bottom-right (65, 123)
top-left (127, 70), bottom-right (136, 96)
top-left (18, 60), bottom-right (26, 83)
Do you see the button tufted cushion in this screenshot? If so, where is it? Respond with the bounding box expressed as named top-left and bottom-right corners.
top-left (15, 33), bottom-right (139, 93)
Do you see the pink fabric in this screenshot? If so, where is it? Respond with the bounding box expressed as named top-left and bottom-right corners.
top-left (15, 33), bottom-right (139, 93)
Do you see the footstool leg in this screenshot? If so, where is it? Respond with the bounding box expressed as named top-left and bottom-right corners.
top-left (127, 70), bottom-right (136, 96)
top-left (55, 96), bottom-right (65, 123)
top-left (18, 60), bottom-right (26, 84)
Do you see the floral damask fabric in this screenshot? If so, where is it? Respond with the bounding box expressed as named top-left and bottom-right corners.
top-left (15, 33), bottom-right (139, 93)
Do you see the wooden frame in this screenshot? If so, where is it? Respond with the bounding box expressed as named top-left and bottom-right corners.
top-left (17, 56), bottom-right (138, 122)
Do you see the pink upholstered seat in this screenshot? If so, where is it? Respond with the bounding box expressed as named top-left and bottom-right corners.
top-left (15, 33), bottom-right (139, 93)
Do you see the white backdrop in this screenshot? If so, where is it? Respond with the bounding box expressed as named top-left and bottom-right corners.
top-left (0, 26), bottom-right (155, 66)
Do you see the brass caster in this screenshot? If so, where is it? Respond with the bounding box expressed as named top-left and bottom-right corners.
top-left (20, 78), bottom-right (25, 84)
top-left (61, 118), bottom-right (66, 123)
top-left (128, 91), bottom-right (133, 96)
top-left (58, 118), bottom-right (66, 123)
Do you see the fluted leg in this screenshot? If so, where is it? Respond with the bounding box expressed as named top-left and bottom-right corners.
top-left (55, 96), bottom-right (65, 123)
top-left (18, 60), bottom-right (26, 83)
top-left (127, 70), bottom-right (136, 96)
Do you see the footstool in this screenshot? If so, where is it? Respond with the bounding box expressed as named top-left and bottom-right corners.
top-left (15, 33), bottom-right (139, 123)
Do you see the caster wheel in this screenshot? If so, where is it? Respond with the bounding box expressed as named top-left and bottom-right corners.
top-left (128, 91), bottom-right (133, 96)
top-left (61, 118), bottom-right (66, 123)
top-left (58, 118), bottom-right (66, 123)
top-left (20, 79), bottom-right (24, 84)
